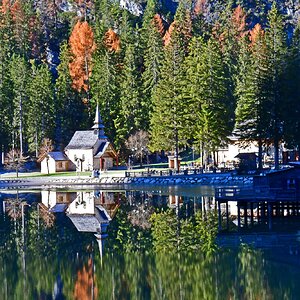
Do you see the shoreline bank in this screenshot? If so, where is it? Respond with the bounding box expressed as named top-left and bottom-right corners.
top-left (0, 173), bottom-right (253, 189)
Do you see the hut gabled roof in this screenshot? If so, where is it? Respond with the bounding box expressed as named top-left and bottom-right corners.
top-left (39, 151), bottom-right (69, 162)
top-left (48, 151), bottom-right (69, 161)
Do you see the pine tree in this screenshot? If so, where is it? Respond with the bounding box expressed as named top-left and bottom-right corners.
top-left (116, 42), bottom-right (142, 146)
top-left (9, 54), bottom-right (29, 155)
top-left (282, 22), bottom-right (300, 150)
top-left (150, 18), bottom-right (188, 168)
top-left (185, 37), bottom-right (230, 167)
top-left (216, 4), bottom-right (248, 130)
top-left (10, 0), bottom-right (34, 58)
top-left (56, 42), bottom-right (86, 146)
top-left (235, 26), bottom-right (271, 170)
top-left (141, 15), bottom-right (164, 131)
top-left (265, 3), bottom-right (287, 169)
top-left (26, 62), bottom-right (54, 157)
top-left (90, 30), bottom-right (121, 145)
top-left (0, 8), bottom-right (13, 155)
top-left (140, 0), bottom-right (159, 48)
top-left (94, 0), bottom-right (121, 29)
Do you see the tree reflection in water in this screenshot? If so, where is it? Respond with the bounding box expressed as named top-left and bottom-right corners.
top-left (0, 190), bottom-right (300, 299)
top-left (74, 258), bottom-right (98, 300)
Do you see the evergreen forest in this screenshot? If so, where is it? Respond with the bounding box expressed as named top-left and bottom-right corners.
top-left (1, 0), bottom-right (300, 165)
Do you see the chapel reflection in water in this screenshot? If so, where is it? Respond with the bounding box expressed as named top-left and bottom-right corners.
top-left (41, 190), bottom-right (121, 257)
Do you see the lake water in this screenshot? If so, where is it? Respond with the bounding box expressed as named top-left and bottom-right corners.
top-left (1, 186), bottom-right (300, 300)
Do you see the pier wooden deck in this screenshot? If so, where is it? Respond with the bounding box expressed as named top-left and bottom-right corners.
top-left (215, 187), bottom-right (299, 203)
top-left (215, 187), bottom-right (300, 231)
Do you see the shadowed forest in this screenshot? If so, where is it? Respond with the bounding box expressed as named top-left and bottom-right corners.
top-left (1, 0), bottom-right (300, 164)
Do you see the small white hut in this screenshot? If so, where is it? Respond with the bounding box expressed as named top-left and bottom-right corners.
top-left (40, 152), bottom-right (71, 174)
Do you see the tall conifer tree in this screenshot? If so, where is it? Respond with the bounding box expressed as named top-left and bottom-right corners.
top-left (283, 23), bottom-right (300, 150)
top-left (27, 63), bottom-right (54, 156)
top-left (265, 3), bottom-right (287, 169)
top-left (56, 42), bottom-right (86, 147)
top-left (142, 15), bottom-right (164, 131)
top-left (185, 37), bottom-right (230, 167)
top-left (91, 29), bottom-right (121, 145)
top-left (9, 54), bottom-right (29, 155)
top-left (116, 42), bottom-right (142, 146)
top-left (235, 26), bottom-right (271, 170)
top-left (150, 11), bottom-right (189, 165)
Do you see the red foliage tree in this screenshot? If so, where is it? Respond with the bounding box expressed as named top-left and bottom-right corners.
top-left (0, 0), bottom-right (10, 15)
top-left (69, 21), bottom-right (96, 96)
top-left (193, 0), bottom-right (207, 16)
top-left (249, 23), bottom-right (264, 46)
top-left (104, 28), bottom-right (121, 52)
top-left (163, 14), bottom-right (192, 48)
top-left (74, 259), bottom-right (98, 300)
top-left (153, 13), bottom-right (165, 37)
top-left (231, 5), bottom-right (247, 38)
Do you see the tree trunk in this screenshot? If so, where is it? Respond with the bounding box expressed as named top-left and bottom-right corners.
top-left (19, 95), bottom-right (23, 156)
top-left (201, 142), bottom-right (204, 168)
top-left (274, 134), bottom-right (279, 170)
top-left (213, 151), bottom-right (217, 167)
top-left (258, 138), bottom-right (263, 171)
top-left (46, 157), bottom-right (49, 175)
top-left (175, 128), bottom-right (179, 173)
top-left (35, 129), bottom-right (38, 158)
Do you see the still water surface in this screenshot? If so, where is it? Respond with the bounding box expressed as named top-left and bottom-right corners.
top-left (1, 186), bottom-right (300, 299)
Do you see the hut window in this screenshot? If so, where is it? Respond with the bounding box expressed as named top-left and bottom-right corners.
top-left (58, 162), bottom-right (63, 168)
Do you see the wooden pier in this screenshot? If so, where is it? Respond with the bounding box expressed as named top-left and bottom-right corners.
top-left (215, 187), bottom-right (300, 231)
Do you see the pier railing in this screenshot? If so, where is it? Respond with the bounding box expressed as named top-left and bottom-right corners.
top-left (215, 187), bottom-right (298, 202)
top-left (125, 167), bottom-right (232, 178)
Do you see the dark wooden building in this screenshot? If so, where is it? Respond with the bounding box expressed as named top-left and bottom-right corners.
top-left (254, 162), bottom-right (300, 190)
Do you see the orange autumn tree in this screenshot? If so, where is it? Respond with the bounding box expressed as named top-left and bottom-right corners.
top-left (249, 23), bottom-right (264, 47)
top-left (74, 258), bottom-right (98, 300)
top-left (163, 5), bottom-right (192, 48)
top-left (69, 21), bottom-right (96, 103)
top-left (0, 0), bottom-right (33, 55)
top-left (0, 0), bottom-right (10, 15)
top-left (231, 5), bottom-right (247, 39)
top-left (193, 0), bottom-right (207, 16)
top-left (103, 28), bottom-right (121, 52)
top-left (153, 13), bottom-right (165, 37)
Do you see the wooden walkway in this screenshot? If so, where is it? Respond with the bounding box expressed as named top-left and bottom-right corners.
top-left (215, 187), bottom-right (299, 203)
top-left (125, 168), bottom-right (233, 178)
top-left (215, 187), bottom-right (300, 231)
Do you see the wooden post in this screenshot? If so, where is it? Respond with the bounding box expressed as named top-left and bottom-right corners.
top-left (244, 202), bottom-right (247, 227)
top-left (268, 203), bottom-right (272, 230)
top-left (250, 202), bottom-right (254, 225)
top-left (261, 202), bottom-right (265, 219)
top-left (257, 202), bottom-right (260, 222)
top-left (237, 205), bottom-right (241, 228)
top-left (218, 201), bottom-right (222, 230)
top-left (226, 201), bottom-right (229, 229)
top-left (100, 157), bottom-right (103, 170)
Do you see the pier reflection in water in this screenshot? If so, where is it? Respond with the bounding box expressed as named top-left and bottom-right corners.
top-left (1, 187), bottom-right (300, 299)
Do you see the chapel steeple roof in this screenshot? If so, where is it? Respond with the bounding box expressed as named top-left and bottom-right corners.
top-left (92, 102), bottom-right (107, 139)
